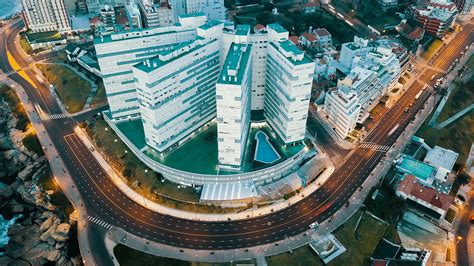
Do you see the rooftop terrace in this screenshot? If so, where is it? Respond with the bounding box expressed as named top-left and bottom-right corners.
top-left (218, 43), bottom-right (252, 85)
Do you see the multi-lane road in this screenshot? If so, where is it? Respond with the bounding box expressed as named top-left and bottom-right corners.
top-left (1, 18), bottom-right (472, 263)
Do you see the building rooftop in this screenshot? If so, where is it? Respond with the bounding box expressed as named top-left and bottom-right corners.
top-left (200, 182), bottom-right (258, 201)
top-left (267, 23), bottom-right (287, 33)
top-left (271, 40), bottom-right (313, 66)
top-left (218, 43), bottom-right (252, 85)
top-left (179, 12), bottom-right (206, 18)
top-left (235, 24), bottom-right (251, 36)
top-left (397, 175), bottom-right (453, 211)
top-left (314, 28), bottom-right (330, 37)
top-left (199, 20), bottom-right (223, 30)
top-left (424, 146), bottom-right (458, 172)
top-left (302, 32), bottom-right (317, 42)
top-left (134, 38), bottom-right (214, 73)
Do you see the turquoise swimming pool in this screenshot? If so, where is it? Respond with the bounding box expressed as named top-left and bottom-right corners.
top-left (254, 131), bottom-right (281, 164)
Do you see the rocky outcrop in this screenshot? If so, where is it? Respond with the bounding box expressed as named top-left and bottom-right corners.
top-left (0, 99), bottom-right (81, 264)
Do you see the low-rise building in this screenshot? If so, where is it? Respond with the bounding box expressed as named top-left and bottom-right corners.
top-left (407, 0), bottom-right (458, 38)
top-left (299, 32), bottom-right (318, 47)
top-left (313, 28), bottom-right (332, 48)
top-left (379, 0), bottom-right (398, 11)
top-left (396, 175), bottom-right (454, 219)
top-left (371, 238), bottom-right (431, 266)
top-left (303, 1), bottom-right (320, 13)
top-left (314, 54), bottom-right (336, 80)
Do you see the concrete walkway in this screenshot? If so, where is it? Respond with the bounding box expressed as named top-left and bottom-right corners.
top-left (0, 74), bottom-right (96, 265)
top-left (436, 103), bottom-right (474, 129)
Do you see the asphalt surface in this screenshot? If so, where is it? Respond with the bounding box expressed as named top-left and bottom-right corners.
top-left (1, 18), bottom-right (472, 259)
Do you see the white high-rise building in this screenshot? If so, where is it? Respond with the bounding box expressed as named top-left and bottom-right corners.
top-left (216, 42), bottom-right (253, 167)
top-left (169, 0), bottom-right (226, 21)
top-left (126, 2), bottom-right (143, 29)
top-left (95, 13), bottom-right (207, 120)
top-left (133, 33), bottom-right (221, 152)
top-left (264, 23), bottom-right (315, 145)
top-left (323, 86), bottom-right (361, 139)
top-left (222, 24), bottom-right (268, 111)
top-left (137, 0), bottom-right (174, 28)
top-left (338, 36), bottom-right (372, 74)
top-left (86, 0), bottom-right (131, 16)
top-left (21, 0), bottom-right (71, 32)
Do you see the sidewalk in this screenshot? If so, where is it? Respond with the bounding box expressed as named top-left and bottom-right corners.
top-left (0, 75), bottom-right (97, 266)
top-left (75, 125), bottom-right (335, 221)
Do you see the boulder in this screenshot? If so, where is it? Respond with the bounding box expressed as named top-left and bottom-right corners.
top-left (0, 185), bottom-right (14, 199)
top-left (47, 237), bottom-right (56, 246)
top-left (11, 235), bottom-right (24, 244)
top-left (55, 241), bottom-right (66, 249)
top-left (20, 242), bottom-right (50, 262)
top-left (7, 224), bottom-right (24, 236)
top-left (17, 164), bottom-right (35, 181)
top-left (69, 210), bottom-right (78, 223)
top-left (0, 255), bottom-right (15, 265)
top-left (11, 204), bottom-right (24, 214)
top-left (46, 249), bottom-right (60, 261)
top-left (51, 223), bottom-right (70, 242)
top-left (40, 216), bottom-right (54, 231)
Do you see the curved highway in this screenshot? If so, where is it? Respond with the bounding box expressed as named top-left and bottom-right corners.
top-left (1, 19), bottom-right (472, 253)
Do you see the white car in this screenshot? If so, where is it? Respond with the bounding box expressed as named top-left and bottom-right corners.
top-left (309, 222), bottom-right (319, 229)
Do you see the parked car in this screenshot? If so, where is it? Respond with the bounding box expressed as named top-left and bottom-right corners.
top-left (309, 222), bottom-right (319, 229)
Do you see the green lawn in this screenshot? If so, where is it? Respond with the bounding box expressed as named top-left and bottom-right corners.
top-left (437, 79), bottom-right (474, 122)
top-left (92, 80), bottom-right (107, 106)
top-left (19, 34), bottom-right (33, 55)
top-left (466, 55), bottom-right (474, 69)
top-left (36, 63), bottom-right (91, 113)
top-left (26, 30), bottom-right (63, 43)
top-left (330, 210), bottom-right (388, 266)
top-left (113, 244), bottom-right (252, 266)
top-left (422, 39), bottom-right (443, 61)
top-left (22, 132), bottom-right (44, 156)
top-left (266, 245), bottom-right (323, 266)
top-left (0, 84), bottom-right (29, 131)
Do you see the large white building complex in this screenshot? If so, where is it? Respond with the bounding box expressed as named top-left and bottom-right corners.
top-left (323, 36), bottom-right (402, 139)
top-left (21, 0), bottom-right (71, 32)
top-left (265, 24), bottom-right (315, 145)
top-left (96, 15), bottom-right (314, 169)
top-left (216, 43), bottom-right (253, 167)
top-left (133, 33), bottom-right (221, 152)
top-left (95, 14), bottom-right (207, 120)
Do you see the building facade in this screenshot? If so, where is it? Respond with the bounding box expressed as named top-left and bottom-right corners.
top-left (137, 0), bottom-right (174, 28)
top-left (94, 14), bottom-right (207, 120)
top-left (21, 0), bottom-right (71, 32)
top-left (216, 43), bottom-right (253, 167)
top-left (323, 83), bottom-right (361, 139)
top-left (407, 0), bottom-right (458, 38)
top-left (265, 24), bottom-right (315, 145)
top-left (133, 36), bottom-right (221, 152)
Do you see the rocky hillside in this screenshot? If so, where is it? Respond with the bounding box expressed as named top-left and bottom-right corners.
top-left (0, 95), bottom-right (81, 265)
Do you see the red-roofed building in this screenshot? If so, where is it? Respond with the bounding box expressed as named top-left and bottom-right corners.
top-left (289, 36), bottom-right (300, 45)
top-left (299, 32), bottom-right (318, 47)
top-left (407, 0), bottom-right (458, 38)
top-left (313, 28), bottom-right (332, 47)
top-left (303, 1), bottom-right (321, 13)
top-left (254, 24), bottom-right (266, 33)
top-left (396, 21), bottom-right (425, 42)
top-left (396, 175), bottom-right (454, 219)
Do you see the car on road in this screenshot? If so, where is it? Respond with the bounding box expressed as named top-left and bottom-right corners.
top-left (309, 222), bottom-right (319, 229)
top-left (470, 215), bottom-right (474, 223)
top-left (89, 146), bottom-right (95, 152)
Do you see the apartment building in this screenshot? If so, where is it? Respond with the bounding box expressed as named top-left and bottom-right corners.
top-left (137, 0), bottom-right (174, 28)
top-left (407, 0), bottom-right (458, 37)
top-left (94, 13), bottom-right (207, 120)
top-left (265, 24), bottom-right (315, 145)
top-left (216, 43), bottom-right (253, 167)
top-left (323, 86), bottom-right (361, 139)
top-left (21, 0), bottom-right (71, 32)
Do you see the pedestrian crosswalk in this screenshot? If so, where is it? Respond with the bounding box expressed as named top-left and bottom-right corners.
top-left (359, 142), bottom-right (391, 152)
top-left (48, 113), bottom-right (68, 120)
top-left (88, 215), bottom-right (113, 230)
